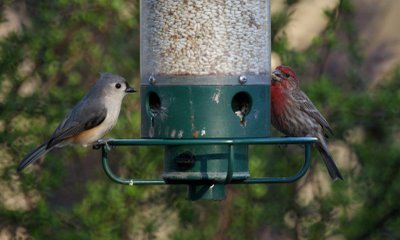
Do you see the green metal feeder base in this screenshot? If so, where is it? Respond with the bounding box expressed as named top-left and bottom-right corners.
top-left (141, 85), bottom-right (270, 139)
top-left (98, 137), bottom-right (317, 201)
top-left (163, 144), bottom-right (249, 183)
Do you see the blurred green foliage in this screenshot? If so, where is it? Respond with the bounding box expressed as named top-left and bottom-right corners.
top-left (1, 0), bottom-right (400, 239)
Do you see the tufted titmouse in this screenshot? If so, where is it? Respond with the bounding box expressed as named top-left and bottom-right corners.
top-left (17, 72), bottom-right (136, 172)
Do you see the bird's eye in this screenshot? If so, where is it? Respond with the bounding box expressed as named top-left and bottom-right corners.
top-left (115, 83), bottom-right (121, 89)
top-left (284, 73), bottom-right (290, 78)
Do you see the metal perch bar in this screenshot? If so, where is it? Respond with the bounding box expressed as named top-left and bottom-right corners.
top-left (100, 137), bottom-right (317, 185)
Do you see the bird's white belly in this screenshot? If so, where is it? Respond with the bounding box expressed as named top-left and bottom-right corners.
top-left (73, 107), bottom-right (120, 146)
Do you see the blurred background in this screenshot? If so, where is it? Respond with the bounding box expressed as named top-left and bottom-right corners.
top-left (1, 0), bottom-right (400, 239)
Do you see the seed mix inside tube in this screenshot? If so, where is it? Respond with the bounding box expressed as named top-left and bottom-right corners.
top-left (142, 0), bottom-right (269, 77)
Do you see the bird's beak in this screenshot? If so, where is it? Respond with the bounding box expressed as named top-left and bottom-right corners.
top-left (125, 87), bottom-right (136, 93)
top-left (125, 83), bottom-right (136, 93)
top-left (272, 69), bottom-right (282, 82)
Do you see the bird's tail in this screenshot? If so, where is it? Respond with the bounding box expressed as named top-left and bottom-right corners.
top-left (17, 143), bottom-right (50, 172)
top-left (316, 140), bottom-right (343, 181)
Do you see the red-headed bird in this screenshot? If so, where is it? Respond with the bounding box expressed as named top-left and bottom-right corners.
top-left (271, 65), bottom-right (343, 181)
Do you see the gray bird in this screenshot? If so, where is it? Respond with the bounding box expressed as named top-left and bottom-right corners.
top-left (17, 73), bottom-right (136, 172)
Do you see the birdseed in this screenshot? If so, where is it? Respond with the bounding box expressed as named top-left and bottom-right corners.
top-left (141, 0), bottom-right (269, 77)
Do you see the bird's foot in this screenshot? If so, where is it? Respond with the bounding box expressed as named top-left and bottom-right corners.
top-left (92, 139), bottom-right (112, 151)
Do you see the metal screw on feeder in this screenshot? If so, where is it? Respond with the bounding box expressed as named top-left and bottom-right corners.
top-left (239, 75), bottom-right (247, 85)
top-left (97, 0), bottom-right (318, 201)
top-left (148, 75), bottom-right (156, 85)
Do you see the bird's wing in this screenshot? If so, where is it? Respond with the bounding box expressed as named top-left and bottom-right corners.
top-left (294, 91), bottom-right (333, 135)
top-left (46, 100), bottom-right (107, 149)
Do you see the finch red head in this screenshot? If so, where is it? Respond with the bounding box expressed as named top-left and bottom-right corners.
top-left (271, 65), bottom-right (343, 181)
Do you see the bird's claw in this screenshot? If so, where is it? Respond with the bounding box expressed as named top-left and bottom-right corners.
top-left (103, 142), bottom-right (111, 151)
top-left (92, 139), bottom-right (112, 151)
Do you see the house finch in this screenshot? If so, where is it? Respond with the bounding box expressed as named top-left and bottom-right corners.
top-left (271, 65), bottom-right (343, 181)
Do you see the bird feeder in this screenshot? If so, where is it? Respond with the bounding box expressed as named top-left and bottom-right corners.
top-left (98, 0), bottom-right (317, 200)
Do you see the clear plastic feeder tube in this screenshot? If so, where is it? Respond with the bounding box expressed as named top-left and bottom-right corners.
top-left (141, 0), bottom-right (270, 85)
